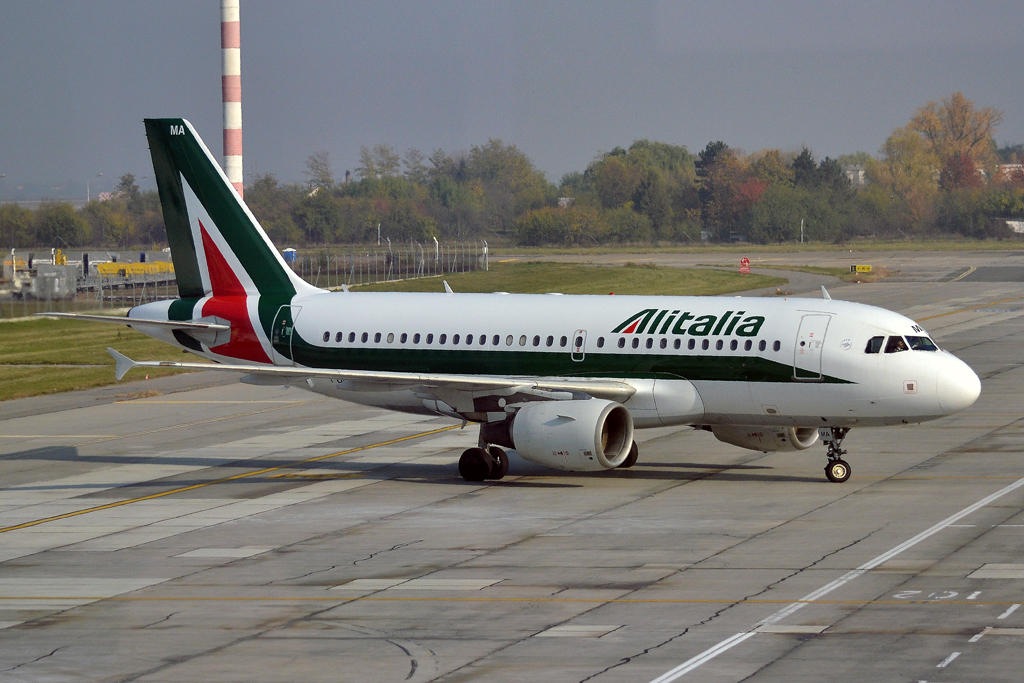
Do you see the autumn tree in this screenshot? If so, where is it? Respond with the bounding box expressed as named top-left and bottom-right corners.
top-left (304, 151), bottom-right (335, 190)
top-left (910, 92), bottom-right (1002, 169)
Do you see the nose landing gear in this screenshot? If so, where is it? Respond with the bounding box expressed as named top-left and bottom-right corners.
top-left (820, 427), bottom-right (851, 483)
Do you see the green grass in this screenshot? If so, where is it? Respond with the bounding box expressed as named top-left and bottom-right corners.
top-left (356, 261), bottom-right (786, 295)
top-left (0, 317), bottom-right (201, 401)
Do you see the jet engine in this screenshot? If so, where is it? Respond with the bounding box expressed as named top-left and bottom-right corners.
top-left (482, 399), bottom-right (634, 471)
top-left (711, 426), bottom-right (819, 452)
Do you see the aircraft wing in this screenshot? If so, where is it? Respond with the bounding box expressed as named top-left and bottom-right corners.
top-left (106, 348), bottom-right (636, 404)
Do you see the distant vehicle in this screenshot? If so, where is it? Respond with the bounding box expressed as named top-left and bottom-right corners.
top-left (45, 120), bottom-right (981, 483)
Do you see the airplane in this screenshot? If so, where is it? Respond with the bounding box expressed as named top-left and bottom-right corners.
top-left (44, 119), bottom-right (982, 484)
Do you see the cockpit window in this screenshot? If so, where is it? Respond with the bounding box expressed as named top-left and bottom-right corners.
top-left (864, 336), bottom-right (884, 354)
top-left (906, 335), bottom-right (938, 351)
top-left (884, 336), bottom-right (909, 353)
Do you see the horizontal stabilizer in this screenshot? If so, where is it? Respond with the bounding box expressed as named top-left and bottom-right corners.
top-left (38, 312), bottom-right (229, 331)
top-left (107, 348), bottom-right (139, 381)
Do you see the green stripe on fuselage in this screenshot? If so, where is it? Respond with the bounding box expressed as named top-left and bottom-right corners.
top-left (281, 333), bottom-right (852, 384)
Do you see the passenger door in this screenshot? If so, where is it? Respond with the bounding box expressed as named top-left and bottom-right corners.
top-left (571, 329), bottom-right (587, 362)
top-left (793, 314), bottom-right (830, 381)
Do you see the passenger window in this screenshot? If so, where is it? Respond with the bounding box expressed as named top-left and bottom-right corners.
top-left (533, 335), bottom-right (540, 346)
top-left (519, 335), bottom-right (527, 346)
top-left (716, 340), bottom-right (723, 350)
top-left (596, 337), bottom-right (605, 348)
top-left (439, 334), bottom-right (447, 344)
top-left (560, 336), bottom-right (568, 347)
top-left (730, 340), bottom-right (738, 350)
top-left (400, 333), bottom-right (407, 343)
top-left (323, 332), bottom-right (330, 342)
top-left (506, 335), bottom-right (513, 346)
top-left (773, 340), bottom-right (781, 351)
top-left (493, 335), bottom-right (500, 346)
top-left (744, 340), bottom-right (752, 351)
top-left (466, 334), bottom-right (473, 344)
top-left (907, 335), bottom-right (938, 351)
top-left (374, 332), bottom-right (381, 343)
top-left (702, 339), bottom-right (709, 350)
top-left (348, 332), bottom-right (356, 343)
top-left (335, 332), bottom-right (343, 342)
top-left (426, 333), bottom-right (433, 344)
top-left (645, 338), bottom-right (653, 349)
top-left (361, 332), bottom-right (368, 343)
top-left (413, 333), bottom-right (421, 344)
top-left (660, 338), bottom-right (667, 349)
top-left (758, 340), bottom-right (766, 351)
top-left (575, 335), bottom-right (583, 347)
top-left (452, 334), bottom-right (460, 344)
top-left (632, 338), bottom-right (640, 349)
top-left (618, 338), bottom-right (626, 348)
top-left (864, 336), bottom-right (884, 354)
top-left (386, 333), bottom-right (394, 343)
top-left (674, 339), bottom-right (681, 349)
top-left (885, 336), bottom-right (909, 353)
top-left (546, 336), bottom-right (554, 347)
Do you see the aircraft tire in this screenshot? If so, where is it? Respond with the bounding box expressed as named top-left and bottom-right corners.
top-left (486, 446), bottom-right (509, 480)
top-left (825, 459), bottom-right (851, 483)
top-left (617, 441), bottom-right (639, 469)
top-left (459, 448), bottom-right (493, 482)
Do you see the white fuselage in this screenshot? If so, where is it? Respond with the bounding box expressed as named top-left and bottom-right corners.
top-left (131, 291), bottom-right (982, 430)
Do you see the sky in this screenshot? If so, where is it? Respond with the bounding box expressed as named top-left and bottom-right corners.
top-left (1, 0), bottom-right (1022, 200)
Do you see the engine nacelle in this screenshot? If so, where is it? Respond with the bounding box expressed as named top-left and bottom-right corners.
top-left (505, 399), bottom-right (634, 471)
top-left (711, 426), bottom-right (819, 452)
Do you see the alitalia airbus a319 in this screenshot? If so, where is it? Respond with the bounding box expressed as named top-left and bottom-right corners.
top-left (44, 119), bottom-right (981, 483)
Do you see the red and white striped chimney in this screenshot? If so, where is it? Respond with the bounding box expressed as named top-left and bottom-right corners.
top-left (221, 0), bottom-right (243, 197)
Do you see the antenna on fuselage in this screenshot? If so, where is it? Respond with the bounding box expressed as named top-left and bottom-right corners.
top-left (821, 285), bottom-right (832, 300)
top-left (444, 280), bottom-right (454, 294)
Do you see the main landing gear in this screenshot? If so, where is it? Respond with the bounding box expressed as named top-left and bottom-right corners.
top-left (821, 427), bottom-right (851, 483)
top-left (459, 446), bottom-right (509, 482)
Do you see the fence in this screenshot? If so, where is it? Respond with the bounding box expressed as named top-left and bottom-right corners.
top-left (292, 241), bottom-right (489, 288)
top-left (0, 242), bottom-right (489, 319)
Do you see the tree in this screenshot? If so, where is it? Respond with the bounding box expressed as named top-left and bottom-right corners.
top-left (35, 202), bottom-right (90, 247)
top-left (910, 92), bottom-right (1002, 168)
top-left (749, 150), bottom-right (794, 186)
top-left (356, 144), bottom-right (401, 180)
top-left (593, 156), bottom-right (641, 209)
top-left (865, 125), bottom-right (939, 233)
top-left (116, 173), bottom-right (141, 201)
top-left (632, 169), bottom-right (672, 236)
top-left (0, 204), bottom-right (34, 247)
top-left (304, 151), bottom-right (335, 190)
top-left (940, 152), bottom-right (984, 192)
top-left (403, 148), bottom-right (430, 185)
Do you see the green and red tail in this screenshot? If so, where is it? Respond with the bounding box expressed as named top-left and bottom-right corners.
top-left (145, 118), bottom-right (318, 363)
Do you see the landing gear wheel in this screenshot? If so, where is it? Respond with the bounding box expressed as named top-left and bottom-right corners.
top-left (459, 448), bottom-right (494, 482)
top-left (825, 459), bottom-right (851, 483)
top-left (486, 446), bottom-right (509, 480)
top-left (617, 440), bottom-right (639, 468)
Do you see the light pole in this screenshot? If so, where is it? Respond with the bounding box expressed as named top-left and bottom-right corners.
top-left (86, 173), bottom-right (103, 202)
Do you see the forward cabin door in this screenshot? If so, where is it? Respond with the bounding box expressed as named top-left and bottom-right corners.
top-left (572, 330), bottom-right (587, 362)
top-left (793, 314), bottom-right (830, 381)
top-left (271, 305), bottom-right (302, 366)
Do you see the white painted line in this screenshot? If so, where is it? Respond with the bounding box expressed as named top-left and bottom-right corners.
top-left (988, 627), bottom-right (1024, 635)
top-left (647, 476), bottom-right (1024, 683)
top-left (951, 265), bottom-right (976, 282)
top-left (534, 624), bottom-right (621, 638)
top-left (967, 564), bottom-right (1024, 579)
top-left (936, 652), bottom-right (960, 668)
top-left (331, 578), bottom-right (404, 591)
top-left (967, 591), bottom-right (981, 600)
top-left (0, 621), bottom-right (23, 630)
top-left (174, 546), bottom-right (274, 558)
top-left (757, 624), bottom-right (827, 634)
top-left (392, 578), bottom-right (501, 591)
top-left (968, 627), bottom-right (990, 642)
top-left (998, 603), bottom-right (1020, 619)
top-left (948, 524), bottom-right (975, 527)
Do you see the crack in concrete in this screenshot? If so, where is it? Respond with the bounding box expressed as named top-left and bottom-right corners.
top-left (2, 646), bottom-right (63, 673)
top-left (140, 611), bottom-right (179, 629)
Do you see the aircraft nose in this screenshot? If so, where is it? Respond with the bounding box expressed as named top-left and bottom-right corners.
top-left (936, 357), bottom-right (981, 415)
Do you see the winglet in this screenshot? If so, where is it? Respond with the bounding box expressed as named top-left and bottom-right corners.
top-left (107, 348), bottom-right (138, 381)
top-left (444, 280), bottom-right (454, 294)
top-left (821, 285), bottom-right (831, 300)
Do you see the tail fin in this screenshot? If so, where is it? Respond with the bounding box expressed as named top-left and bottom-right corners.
top-left (145, 118), bottom-right (316, 299)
